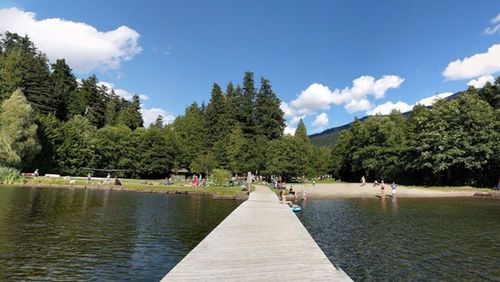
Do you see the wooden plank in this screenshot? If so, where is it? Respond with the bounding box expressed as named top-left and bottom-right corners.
top-left (162, 185), bottom-right (352, 281)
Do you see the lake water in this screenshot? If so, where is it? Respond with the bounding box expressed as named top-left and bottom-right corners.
top-left (1, 187), bottom-right (499, 281)
top-left (0, 187), bottom-right (241, 281)
top-left (297, 197), bottom-right (500, 281)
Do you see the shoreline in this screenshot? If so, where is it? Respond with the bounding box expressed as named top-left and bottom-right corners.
top-left (2, 182), bottom-right (249, 201)
top-left (279, 183), bottom-right (500, 199)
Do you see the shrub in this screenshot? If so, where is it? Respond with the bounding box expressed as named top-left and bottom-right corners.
top-left (211, 169), bottom-right (231, 186)
top-left (0, 166), bottom-right (22, 184)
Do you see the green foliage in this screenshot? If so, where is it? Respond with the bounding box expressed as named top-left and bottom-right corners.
top-left (134, 126), bottom-right (177, 178)
top-left (78, 75), bottom-right (107, 127)
top-left (266, 135), bottom-right (308, 181)
top-left (0, 166), bottom-right (22, 184)
top-left (206, 83), bottom-right (229, 146)
top-left (211, 169), bottom-right (231, 186)
top-left (190, 151), bottom-right (217, 175)
top-left (331, 89), bottom-right (500, 186)
top-left (255, 77), bottom-right (285, 140)
top-left (238, 71), bottom-right (256, 136)
top-left (405, 90), bottom-right (499, 185)
top-left (51, 59), bottom-right (77, 120)
top-left (226, 126), bottom-right (245, 173)
top-left (56, 115), bottom-right (96, 175)
top-left (1, 31), bottom-right (496, 187)
top-left (0, 32), bottom-right (54, 113)
top-left (0, 89), bottom-right (40, 167)
top-left (172, 102), bottom-right (208, 167)
top-left (116, 94), bottom-right (143, 130)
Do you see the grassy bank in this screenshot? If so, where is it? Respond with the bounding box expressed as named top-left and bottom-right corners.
top-left (5, 177), bottom-right (250, 199)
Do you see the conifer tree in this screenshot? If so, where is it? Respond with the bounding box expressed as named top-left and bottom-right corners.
top-left (206, 83), bottom-right (229, 146)
top-left (238, 71), bottom-right (256, 136)
top-left (173, 102), bottom-right (208, 167)
top-left (255, 77), bottom-right (285, 140)
top-left (116, 95), bottom-right (143, 130)
top-left (78, 75), bottom-right (106, 127)
top-left (150, 115), bottom-right (164, 129)
top-left (0, 32), bottom-right (54, 113)
top-left (104, 90), bottom-right (121, 125)
top-left (225, 82), bottom-right (239, 126)
top-left (51, 59), bottom-right (77, 120)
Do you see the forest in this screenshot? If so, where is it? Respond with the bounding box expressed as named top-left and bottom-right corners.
top-left (0, 31), bottom-right (498, 187)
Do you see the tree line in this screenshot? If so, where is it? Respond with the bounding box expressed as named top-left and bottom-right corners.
top-left (0, 32), bottom-right (325, 179)
top-left (0, 31), bottom-right (498, 187)
top-left (331, 84), bottom-right (500, 187)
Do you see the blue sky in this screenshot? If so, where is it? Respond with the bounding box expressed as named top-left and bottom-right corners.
top-left (0, 0), bottom-right (499, 133)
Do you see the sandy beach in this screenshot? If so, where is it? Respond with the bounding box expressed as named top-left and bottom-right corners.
top-left (283, 182), bottom-right (498, 199)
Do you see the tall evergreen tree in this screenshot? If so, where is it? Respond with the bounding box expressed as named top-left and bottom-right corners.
top-left (104, 90), bottom-right (121, 125)
top-left (225, 82), bottom-right (239, 127)
top-left (294, 119), bottom-right (310, 144)
top-left (206, 83), bottom-right (229, 146)
top-left (255, 77), bottom-right (285, 140)
top-left (117, 94), bottom-right (143, 130)
top-left (0, 32), bottom-right (54, 113)
top-left (238, 71), bottom-right (257, 136)
top-left (50, 59), bottom-right (77, 120)
top-left (172, 102), bottom-right (208, 167)
top-left (77, 75), bottom-right (107, 127)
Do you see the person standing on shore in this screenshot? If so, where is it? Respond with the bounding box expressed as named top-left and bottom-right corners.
top-left (380, 180), bottom-right (385, 198)
top-left (391, 182), bottom-right (397, 197)
top-left (361, 176), bottom-right (366, 186)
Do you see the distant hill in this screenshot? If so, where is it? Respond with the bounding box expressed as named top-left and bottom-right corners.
top-left (309, 91), bottom-right (463, 146)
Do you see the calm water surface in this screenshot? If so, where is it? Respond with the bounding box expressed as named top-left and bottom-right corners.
top-left (0, 187), bottom-right (241, 281)
top-left (297, 197), bottom-right (500, 281)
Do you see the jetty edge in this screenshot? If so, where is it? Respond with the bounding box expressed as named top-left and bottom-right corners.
top-left (162, 185), bottom-right (352, 281)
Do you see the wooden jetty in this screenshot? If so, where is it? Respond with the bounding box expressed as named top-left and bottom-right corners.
top-left (162, 185), bottom-right (352, 281)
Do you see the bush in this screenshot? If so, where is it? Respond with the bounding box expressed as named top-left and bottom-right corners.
top-left (0, 166), bottom-right (22, 184)
top-left (211, 169), bottom-right (232, 186)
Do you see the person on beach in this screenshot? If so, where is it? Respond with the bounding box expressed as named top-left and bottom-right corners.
top-left (279, 190), bottom-right (293, 206)
top-left (361, 176), bottom-right (366, 186)
top-left (380, 180), bottom-right (385, 198)
top-left (391, 182), bottom-right (397, 196)
top-left (373, 180), bottom-right (379, 187)
top-left (33, 169), bottom-right (39, 177)
top-left (114, 175), bottom-right (121, 185)
top-left (106, 173), bottom-right (111, 182)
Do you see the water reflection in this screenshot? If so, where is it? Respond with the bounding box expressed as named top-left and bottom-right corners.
top-left (298, 197), bottom-right (500, 281)
top-left (0, 187), bottom-right (241, 281)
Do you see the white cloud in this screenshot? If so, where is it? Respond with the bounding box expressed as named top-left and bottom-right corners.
top-left (344, 98), bottom-right (372, 113)
top-left (288, 75), bottom-right (403, 116)
top-left (140, 107), bottom-right (175, 127)
top-left (415, 92), bottom-right (454, 107)
top-left (290, 83), bottom-right (338, 115)
top-left (366, 101), bottom-right (413, 115)
top-left (467, 75), bottom-right (495, 88)
top-left (368, 92), bottom-right (454, 116)
top-left (100, 81), bottom-right (149, 101)
top-left (284, 126), bottom-right (296, 135)
top-left (0, 7), bottom-right (142, 73)
top-left (312, 112), bottom-right (329, 127)
top-left (483, 13), bottom-right (500, 35)
top-left (289, 115), bottom-right (306, 127)
top-left (279, 102), bottom-right (295, 118)
top-left (373, 75), bottom-right (405, 98)
top-left (442, 44), bottom-right (500, 80)
top-left (283, 74), bottom-right (403, 133)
